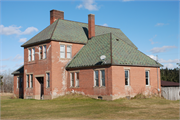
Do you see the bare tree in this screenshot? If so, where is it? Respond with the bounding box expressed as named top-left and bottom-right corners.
top-left (0, 69), bottom-right (14, 93)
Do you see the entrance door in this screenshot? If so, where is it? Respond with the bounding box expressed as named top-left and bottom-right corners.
top-left (36, 77), bottom-right (44, 100)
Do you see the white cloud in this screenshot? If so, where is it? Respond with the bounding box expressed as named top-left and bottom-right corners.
top-left (0, 25), bottom-right (38, 35)
top-left (0, 69), bottom-right (6, 73)
top-left (12, 54), bottom-right (23, 61)
top-left (0, 57), bottom-right (11, 61)
top-left (19, 38), bottom-right (27, 43)
top-left (76, 0), bottom-right (99, 11)
top-left (159, 59), bottom-right (180, 63)
top-left (102, 23), bottom-right (108, 27)
top-left (149, 35), bottom-right (157, 44)
top-left (149, 46), bottom-right (177, 54)
top-left (155, 23), bottom-right (169, 27)
top-left (148, 55), bottom-right (157, 61)
top-left (14, 62), bottom-right (24, 68)
top-left (163, 63), bottom-right (176, 69)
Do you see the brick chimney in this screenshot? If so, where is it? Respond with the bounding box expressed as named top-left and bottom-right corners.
top-left (88, 14), bottom-right (95, 39)
top-left (50, 10), bottom-right (64, 24)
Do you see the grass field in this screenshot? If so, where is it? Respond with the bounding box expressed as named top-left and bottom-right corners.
top-left (1, 94), bottom-right (179, 119)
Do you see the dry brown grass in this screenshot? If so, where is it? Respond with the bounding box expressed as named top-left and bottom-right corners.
top-left (1, 94), bottom-right (179, 119)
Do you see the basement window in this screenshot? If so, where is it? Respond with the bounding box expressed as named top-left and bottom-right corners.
top-left (145, 71), bottom-right (150, 86)
top-left (125, 70), bottom-right (129, 86)
top-left (60, 45), bottom-right (65, 58)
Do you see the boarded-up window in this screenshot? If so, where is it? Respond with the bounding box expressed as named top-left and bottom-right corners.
top-left (94, 70), bottom-right (99, 87)
top-left (32, 48), bottom-right (35, 61)
top-left (60, 45), bottom-right (65, 58)
top-left (43, 45), bottom-right (46, 59)
top-left (76, 72), bottom-right (79, 87)
top-left (46, 73), bottom-right (50, 88)
top-left (125, 70), bottom-right (129, 86)
top-left (71, 73), bottom-right (74, 87)
top-left (39, 46), bottom-right (42, 59)
top-left (27, 75), bottom-right (29, 88)
top-left (101, 70), bottom-right (105, 86)
top-left (28, 49), bottom-right (31, 61)
top-left (145, 71), bottom-right (149, 85)
top-left (67, 46), bottom-right (71, 58)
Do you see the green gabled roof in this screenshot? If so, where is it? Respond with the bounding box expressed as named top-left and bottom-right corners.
top-left (66, 33), bottom-right (162, 69)
top-left (21, 19), bottom-right (137, 49)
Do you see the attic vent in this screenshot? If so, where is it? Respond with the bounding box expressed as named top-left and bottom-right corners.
top-left (116, 39), bottom-right (119, 41)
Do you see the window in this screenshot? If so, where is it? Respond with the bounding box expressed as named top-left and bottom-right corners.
top-left (60, 45), bottom-right (65, 58)
top-left (94, 70), bottom-right (99, 87)
top-left (100, 70), bottom-right (105, 86)
top-left (75, 72), bottom-right (79, 87)
top-left (27, 75), bottom-right (29, 88)
top-left (30, 74), bottom-right (33, 88)
top-left (70, 73), bottom-right (74, 87)
top-left (28, 49), bottom-right (31, 61)
top-left (39, 46), bottom-right (42, 60)
top-left (125, 70), bottom-right (129, 86)
top-left (43, 45), bottom-right (46, 59)
top-left (17, 77), bottom-right (19, 88)
top-left (67, 45), bottom-right (71, 58)
top-left (32, 48), bottom-right (35, 61)
top-left (20, 77), bottom-right (22, 88)
top-left (145, 71), bottom-right (150, 86)
top-left (46, 73), bottom-right (50, 88)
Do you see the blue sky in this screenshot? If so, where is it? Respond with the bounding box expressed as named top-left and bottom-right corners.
top-left (0, 0), bottom-right (179, 73)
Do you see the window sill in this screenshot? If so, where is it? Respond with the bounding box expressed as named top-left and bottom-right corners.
top-left (60, 58), bottom-right (72, 60)
top-left (26, 87), bottom-right (33, 89)
top-left (146, 85), bottom-right (151, 87)
top-left (93, 86), bottom-right (106, 88)
top-left (39, 58), bottom-right (47, 61)
top-left (70, 86), bottom-right (79, 88)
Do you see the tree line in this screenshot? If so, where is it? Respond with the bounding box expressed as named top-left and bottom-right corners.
top-left (160, 67), bottom-right (179, 83)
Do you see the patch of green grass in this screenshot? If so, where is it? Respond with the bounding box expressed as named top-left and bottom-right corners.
top-left (1, 94), bottom-right (179, 119)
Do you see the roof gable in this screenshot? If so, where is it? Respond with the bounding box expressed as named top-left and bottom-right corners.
top-left (21, 19), bottom-right (137, 49)
top-left (66, 33), bottom-right (162, 69)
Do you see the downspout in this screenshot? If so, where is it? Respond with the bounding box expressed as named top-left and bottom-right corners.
top-left (156, 55), bottom-right (160, 94)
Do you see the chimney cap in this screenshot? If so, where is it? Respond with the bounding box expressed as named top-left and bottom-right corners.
top-left (50, 9), bottom-right (64, 13)
top-left (88, 14), bottom-right (95, 16)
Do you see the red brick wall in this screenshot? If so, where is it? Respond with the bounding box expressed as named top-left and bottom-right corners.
top-left (22, 41), bottom-right (84, 99)
top-left (67, 67), bottom-right (112, 96)
top-left (111, 66), bottom-right (161, 99)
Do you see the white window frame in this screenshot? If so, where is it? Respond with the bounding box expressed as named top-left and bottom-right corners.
top-left (28, 49), bottom-right (31, 61)
top-left (67, 45), bottom-right (72, 59)
top-left (60, 45), bottom-right (65, 58)
top-left (75, 72), bottom-right (79, 87)
top-left (30, 74), bottom-right (33, 88)
top-left (94, 70), bottom-right (99, 87)
top-left (43, 45), bottom-right (46, 59)
top-left (125, 70), bottom-right (130, 86)
top-left (32, 48), bottom-right (35, 61)
top-left (26, 75), bottom-right (29, 88)
top-left (70, 73), bottom-right (74, 87)
top-left (100, 70), bottom-right (105, 87)
top-left (17, 77), bottom-right (19, 88)
top-left (39, 46), bottom-right (42, 60)
top-left (145, 71), bottom-right (150, 86)
top-left (46, 73), bottom-right (50, 88)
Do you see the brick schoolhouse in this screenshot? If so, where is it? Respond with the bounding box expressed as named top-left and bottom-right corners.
top-left (12, 10), bottom-right (162, 100)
